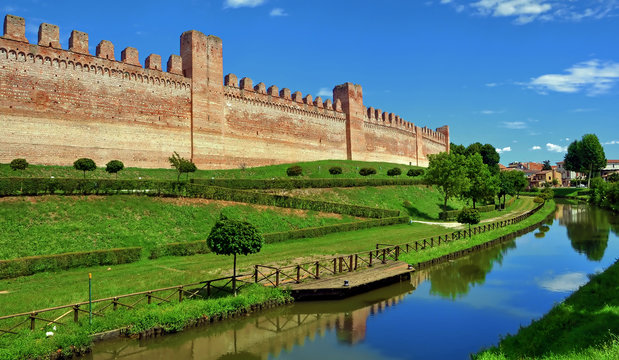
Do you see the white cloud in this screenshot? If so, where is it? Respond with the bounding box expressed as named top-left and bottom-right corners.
top-left (472, 0), bottom-right (552, 23)
top-left (439, 0), bottom-right (619, 23)
top-left (496, 146), bottom-right (512, 153)
top-left (604, 140), bottom-right (619, 145)
top-left (480, 109), bottom-right (504, 115)
top-left (528, 60), bottom-right (619, 96)
top-left (317, 88), bottom-right (331, 97)
top-left (224, 0), bottom-right (265, 9)
top-left (531, 145), bottom-right (541, 150)
top-left (539, 272), bottom-right (587, 292)
top-left (485, 82), bottom-right (498, 87)
top-left (501, 121), bottom-right (527, 129)
top-left (570, 108), bottom-right (597, 112)
top-left (270, 8), bottom-right (288, 16)
top-left (546, 143), bottom-right (567, 152)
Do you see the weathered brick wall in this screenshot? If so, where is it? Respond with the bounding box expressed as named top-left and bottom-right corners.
top-left (0, 16), bottom-right (192, 168)
top-left (0, 14), bottom-right (449, 170)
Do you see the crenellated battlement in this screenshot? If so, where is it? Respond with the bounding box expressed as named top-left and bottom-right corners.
top-left (1, 14), bottom-right (188, 80)
top-left (224, 73), bottom-right (345, 117)
top-left (0, 13), bottom-right (449, 169)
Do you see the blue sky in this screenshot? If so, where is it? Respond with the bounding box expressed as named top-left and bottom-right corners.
top-left (2, 0), bottom-right (618, 165)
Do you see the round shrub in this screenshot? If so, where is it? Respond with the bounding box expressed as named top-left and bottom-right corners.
top-left (105, 160), bottom-right (124, 177)
top-left (407, 168), bottom-right (424, 177)
top-left (9, 158), bottom-right (28, 171)
top-left (359, 167), bottom-right (377, 176)
top-left (387, 167), bottom-right (402, 176)
top-left (533, 196), bottom-right (544, 204)
top-left (457, 207), bottom-right (481, 231)
top-left (329, 166), bottom-right (343, 175)
top-left (73, 158), bottom-right (97, 178)
top-left (286, 165), bottom-right (303, 177)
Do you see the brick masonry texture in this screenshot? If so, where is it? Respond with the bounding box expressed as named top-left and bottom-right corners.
top-left (0, 14), bottom-right (449, 169)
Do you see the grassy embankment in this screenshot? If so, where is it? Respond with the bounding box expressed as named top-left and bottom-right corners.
top-left (0, 285), bottom-right (291, 360)
top-left (474, 258), bottom-right (619, 360)
top-left (274, 185), bottom-right (521, 221)
top-left (401, 199), bottom-right (554, 265)
top-left (0, 196), bottom-right (359, 259)
top-left (0, 159), bottom-right (423, 180)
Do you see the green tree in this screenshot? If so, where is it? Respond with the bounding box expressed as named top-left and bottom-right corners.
top-left (564, 134), bottom-right (606, 188)
top-left (206, 215), bottom-right (263, 295)
top-left (426, 152), bottom-right (470, 212)
top-left (457, 207), bottom-right (481, 234)
top-left (105, 160), bottom-right (124, 179)
top-left (450, 143), bottom-right (467, 156)
top-left (169, 151), bottom-right (197, 181)
top-left (9, 158), bottom-right (28, 172)
top-left (542, 160), bottom-right (552, 170)
top-left (497, 171), bottom-right (516, 207)
top-left (73, 158), bottom-right (96, 178)
top-left (512, 171), bottom-right (528, 198)
top-left (608, 172), bottom-right (619, 183)
top-left (463, 153), bottom-right (497, 209)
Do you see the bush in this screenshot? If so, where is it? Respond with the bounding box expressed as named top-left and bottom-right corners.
top-left (9, 158), bottom-right (28, 171)
top-left (533, 196), bottom-right (545, 204)
top-left (359, 167), bottom-right (377, 176)
top-left (407, 168), bottom-right (424, 177)
top-left (608, 172), bottom-right (619, 183)
top-left (457, 207), bottom-right (481, 230)
top-left (105, 160), bottom-right (124, 177)
top-left (387, 167), bottom-right (402, 176)
top-left (0, 247), bottom-right (142, 279)
top-left (329, 166), bottom-right (343, 175)
top-left (190, 177), bottom-right (423, 189)
top-left (286, 165), bottom-right (303, 177)
top-left (73, 158), bottom-right (97, 178)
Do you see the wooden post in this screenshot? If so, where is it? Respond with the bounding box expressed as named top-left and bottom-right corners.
top-left (207, 282), bottom-right (211, 297)
top-left (113, 297), bottom-right (118, 311)
top-left (147, 291), bottom-right (152, 304)
top-left (333, 258), bottom-right (337, 274)
top-left (430, 238), bottom-right (434, 247)
top-left (73, 305), bottom-right (79, 323)
top-left (415, 241), bottom-right (418, 251)
top-left (382, 248), bottom-right (386, 264)
top-left (254, 265), bottom-right (258, 283)
top-left (275, 270), bottom-right (280, 287)
top-left (354, 254), bottom-right (358, 270)
top-left (339, 257), bottom-right (343, 273)
top-left (178, 286), bottom-right (183, 303)
top-left (395, 246), bottom-right (400, 261)
top-left (296, 265), bottom-right (301, 283)
top-left (315, 261), bottom-right (320, 279)
top-left (369, 251), bottom-right (373, 267)
top-left (30, 313), bottom-right (36, 331)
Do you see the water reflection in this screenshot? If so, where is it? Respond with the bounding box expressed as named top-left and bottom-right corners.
top-left (428, 241), bottom-right (516, 299)
top-left (90, 278), bottom-right (425, 360)
top-left (557, 202), bottom-right (617, 261)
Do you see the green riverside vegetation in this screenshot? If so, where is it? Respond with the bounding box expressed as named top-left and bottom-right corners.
top-left (0, 285), bottom-right (291, 360)
top-left (474, 258), bottom-right (619, 360)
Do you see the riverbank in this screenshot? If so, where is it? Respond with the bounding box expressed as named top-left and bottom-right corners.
top-left (474, 258), bottom-right (619, 359)
top-left (401, 200), bottom-right (555, 266)
top-left (0, 285), bottom-right (291, 360)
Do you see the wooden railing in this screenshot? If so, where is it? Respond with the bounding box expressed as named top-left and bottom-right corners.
top-left (0, 275), bottom-right (252, 335)
top-left (254, 203), bottom-right (545, 287)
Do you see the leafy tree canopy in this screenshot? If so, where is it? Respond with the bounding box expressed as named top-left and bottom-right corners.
top-left (542, 160), bottom-right (552, 170)
top-left (169, 151), bottom-right (197, 181)
top-left (426, 152), bottom-right (470, 211)
top-left (9, 158), bottom-right (28, 171)
top-left (564, 134), bottom-right (606, 187)
top-left (463, 153), bottom-right (497, 208)
top-left (73, 158), bottom-right (96, 178)
top-left (105, 160), bottom-right (124, 177)
top-left (457, 207), bottom-right (481, 232)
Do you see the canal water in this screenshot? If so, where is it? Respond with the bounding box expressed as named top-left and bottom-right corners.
top-left (89, 201), bottom-right (618, 360)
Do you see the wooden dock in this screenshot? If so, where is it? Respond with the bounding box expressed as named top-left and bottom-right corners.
top-left (287, 261), bottom-right (414, 301)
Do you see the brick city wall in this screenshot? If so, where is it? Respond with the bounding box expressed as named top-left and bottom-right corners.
top-left (0, 14), bottom-right (449, 169)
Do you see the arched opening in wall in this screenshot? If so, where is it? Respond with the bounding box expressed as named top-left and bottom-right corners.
top-left (48, 42), bottom-right (52, 47)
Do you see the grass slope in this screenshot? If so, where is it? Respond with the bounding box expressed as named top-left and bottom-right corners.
top-left (0, 195), bottom-right (357, 259)
top-left (273, 185), bottom-right (522, 221)
top-left (475, 259), bottom-right (619, 360)
top-left (0, 160), bottom-right (423, 180)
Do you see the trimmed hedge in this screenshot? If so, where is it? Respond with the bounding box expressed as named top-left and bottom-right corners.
top-left (0, 178), bottom-right (186, 196)
top-left (0, 247), bottom-right (142, 279)
top-left (185, 184), bottom-right (400, 218)
top-left (150, 216), bottom-right (410, 259)
top-left (439, 203), bottom-right (498, 221)
top-left (191, 177), bottom-right (424, 189)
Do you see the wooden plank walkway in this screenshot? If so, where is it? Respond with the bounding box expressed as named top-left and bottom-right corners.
top-left (288, 261), bottom-right (414, 300)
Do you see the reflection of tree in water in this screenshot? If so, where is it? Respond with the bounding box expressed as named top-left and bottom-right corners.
top-left (428, 240), bottom-right (517, 299)
top-left (560, 203), bottom-right (612, 261)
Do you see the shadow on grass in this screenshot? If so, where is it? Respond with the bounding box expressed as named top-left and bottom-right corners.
top-left (404, 205), bottom-right (434, 220)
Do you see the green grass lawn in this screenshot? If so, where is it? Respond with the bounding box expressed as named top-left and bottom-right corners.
top-left (0, 159), bottom-right (423, 181)
top-left (272, 185), bottom-right (521, 221)
top-left (0, 221), bottom-right (452, 315)
top-left (474, 257), bottom-right (619, 360)
top-left (0, 195), bottom-right (359, 259)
